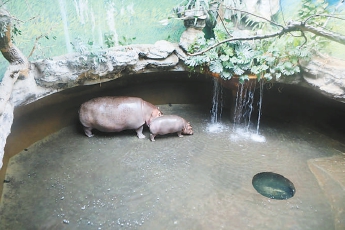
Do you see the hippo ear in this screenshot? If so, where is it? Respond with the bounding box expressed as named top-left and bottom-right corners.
top-left (157, 107), bottom-right (163, 116)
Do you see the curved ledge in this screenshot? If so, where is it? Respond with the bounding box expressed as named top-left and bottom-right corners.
top-left (1, 40), bottom-right (345, 172)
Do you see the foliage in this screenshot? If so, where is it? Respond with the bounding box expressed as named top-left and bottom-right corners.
top-left (298, 0), bottom-right (329, 26)
top-left (118, 36), bottom-right (136, 46)
top-left (172, 0), bottom-right (219, 28)
top-left (173, 0), bottom-right (211, 16)
top-left (104, 33), bottom-right (137, 48)
top-left (70, 37), bottom-right (107, 70)
top-left (0, 0), bottom-right (185, 76)
top-left (104, 33), bottom-right (116, 48)
top-left (185, 0), bottom-right (335, 82)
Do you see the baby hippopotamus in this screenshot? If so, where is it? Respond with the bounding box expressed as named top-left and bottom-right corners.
top-left (149, 115), bottom-right (193, 141)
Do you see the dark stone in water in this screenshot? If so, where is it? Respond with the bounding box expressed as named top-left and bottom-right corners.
top-left (252, 172), bottom-right (295, 200)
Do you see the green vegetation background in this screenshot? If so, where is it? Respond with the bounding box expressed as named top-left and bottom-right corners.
top-left (0, 0), bottom-right (184, 76)
top-left (0, 0), bottom-right (344, 80)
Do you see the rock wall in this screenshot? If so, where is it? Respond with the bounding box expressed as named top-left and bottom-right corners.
top-left (1, 39), bottom-right (345, 169)
top-left (301, 54), bottom-right (345, 103)
top-left (0, 40), bottom-right (190, 169)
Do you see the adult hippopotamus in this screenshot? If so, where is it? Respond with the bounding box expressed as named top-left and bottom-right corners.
top-left (149, 115), bottom-right (193, 141)
top-left (79, 96), bottom-right (162, 138)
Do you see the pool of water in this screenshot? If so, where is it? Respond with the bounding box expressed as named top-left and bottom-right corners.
top-left (0, 104), bottom-right (344, 229)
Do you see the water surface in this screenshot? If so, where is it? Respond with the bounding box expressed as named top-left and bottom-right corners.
top-left (0, 104), bottom-right (343, 229)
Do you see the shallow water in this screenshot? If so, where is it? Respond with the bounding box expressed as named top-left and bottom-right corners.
top-left (1, 104), bottom-right (344, 229)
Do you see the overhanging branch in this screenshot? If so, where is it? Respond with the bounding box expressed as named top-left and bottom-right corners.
top-left (189, 20), bottom-right (345, 56)
top-left (189, 30), bottom-right (284, 56)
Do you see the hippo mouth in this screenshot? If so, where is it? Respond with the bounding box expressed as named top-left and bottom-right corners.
top-left (182, 129), bottom-right (193, 135)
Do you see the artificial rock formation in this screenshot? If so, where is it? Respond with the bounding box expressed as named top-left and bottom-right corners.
top-left (1, 37), bottom-right (345, 169)
top-left (0, 40), bottom-right (189, 169)
top-left (301, 54), bottom-right (345, 102)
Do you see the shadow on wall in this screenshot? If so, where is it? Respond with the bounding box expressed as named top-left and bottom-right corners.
top-left (261, 83), bottom-right (345, 144)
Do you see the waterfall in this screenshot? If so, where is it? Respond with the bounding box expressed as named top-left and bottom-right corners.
top-left (207, 78), bottom-right (225, 133)
top-left (210, 78), bottom-right (223, 124)
top-left (231, 79), bottom-right (265, 142)
top-left (233, 80), bottom-right (256, 128)
top-left (73, 0), bottom-right (89, 25)
top-left (256, 79), bottom-right (264, 134)
top-left (90, 7), bottom-right (96, 44)
top-left (58, 0), bottom-right (73, 53)
top-left (106, 3), bottom-right (119, 46)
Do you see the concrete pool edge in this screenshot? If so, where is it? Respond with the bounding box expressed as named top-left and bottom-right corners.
top-left (308, 155), bottom-right (345, 230)
top-left (0, 72), bottom-right (217, 198)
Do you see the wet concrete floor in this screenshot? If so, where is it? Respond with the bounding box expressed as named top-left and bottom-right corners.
top-left (0, 104), bottom-right (344, 229)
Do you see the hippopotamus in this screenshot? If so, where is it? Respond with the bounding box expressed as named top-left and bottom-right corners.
top-left (79, 96), bottom-right (162, 138)
top-left (149, 115), bottom-right (193, 141)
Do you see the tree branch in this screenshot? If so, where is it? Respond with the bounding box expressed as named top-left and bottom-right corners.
top-left (290, 21), bottom-right (345, 45)
top-left (189, 30), bottom-right (284, 56)
top-left (304, 14), bottom-right (345, 25)
top-left (28, 27), bottom-right (53, 58)
top-left (189, 20), bottom-right (345, 56)
top-left (222, 5), bottom-right (284, 29)
top-left (0, 8), bottom-right (30, 115)
top-left (216, 11), bottom-right (232, 37)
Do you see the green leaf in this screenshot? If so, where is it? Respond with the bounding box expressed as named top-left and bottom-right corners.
top-left (209, 60), bottom-right (223, 73)
top-left (220, 54), bottom-right (229, 61)
top-left (233, 66), bottom-right (245, 75)
top-left (221, 71), bottom-right (232, 80)
top-left (223, 46), bottom-right (234, 56)
top-left (284, 62), bottom-right (293, 69)
top-left (264, 73), bottom-right (272, 81)
top-left (223, 61), bottom-right (234, 69)
top-left (239, 75), bottom-right (249, 84)
top-left (251, 66), bottom-right (260, 74)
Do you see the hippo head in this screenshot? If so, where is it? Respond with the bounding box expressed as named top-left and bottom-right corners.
top-left (153, 107), bottom-right (163, 117)
top-left (182, 122), bottom-right (193, 135)
top-left (147, 107), bottom-right (163, 125)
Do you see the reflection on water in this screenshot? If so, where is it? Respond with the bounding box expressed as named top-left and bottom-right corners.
top-left (0, 104), bottom-right (343, 229)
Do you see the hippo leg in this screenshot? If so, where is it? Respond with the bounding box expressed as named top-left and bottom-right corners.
top-left (150, 134), bottom-right (156, 142)
top-left (135, 126), bottom-right (145, 139)
top-left (83, 127), bottom-right (94, 137)
top-left (177, 132), bottom-right (184, 137)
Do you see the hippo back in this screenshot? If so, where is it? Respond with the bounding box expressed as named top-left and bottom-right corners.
top-left (149, 115), bottom-right (186, 135)
top-left (79, 96), bottom-right (155, 132)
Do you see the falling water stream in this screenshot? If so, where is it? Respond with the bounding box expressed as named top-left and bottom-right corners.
top-left (207, 77), bottom-right (265, 142)
top-left (58, 0), bottom-right (73, 53)
top-left (232, 79), bottom-right (266, 142)
top-left (207, 78), bottom-right (225, 133)
top-left (210, 78), bottom-right (222, 124)
top-left (256, 79), bottom-right (264, 134)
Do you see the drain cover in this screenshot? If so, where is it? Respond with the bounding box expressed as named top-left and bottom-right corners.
top-left (252, 172), bottom-right (295, 200)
